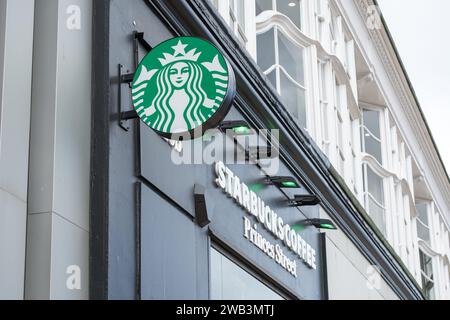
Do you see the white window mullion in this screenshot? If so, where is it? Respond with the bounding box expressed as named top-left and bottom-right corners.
top-left (274, 27), bottom-right (281, 94)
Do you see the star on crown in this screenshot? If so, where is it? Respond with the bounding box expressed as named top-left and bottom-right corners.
top-left (158, 40), bottom-right (202, 66)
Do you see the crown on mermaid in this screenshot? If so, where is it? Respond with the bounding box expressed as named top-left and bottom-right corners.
top-left (158, 40), bottom-right (201, 66)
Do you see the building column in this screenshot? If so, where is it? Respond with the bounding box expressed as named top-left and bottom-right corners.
top-left (0, 0), bottom-right (35, 299)
top-left (25, 0), bottom-right (92, 299)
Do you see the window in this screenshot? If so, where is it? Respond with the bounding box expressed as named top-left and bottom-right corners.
top-left (210, 247), bottom-right (284, 300)
top-left (229, 0), bottom-right (248, 45)
top-left (257, 27), bottom-right (307, 128)
top-left (328, 6), bottom-right (338, 54)
top-left (256, 0), bottom-right (303, 30)
top-left (416, 202), bottom-right (431, 246)
top-left (349, 116), bottom-right (358, 194)
top-left (361, 109), bottom-right (383, 165)
top-left (318, 61), bottom-right (329, 155)
top-left (334, 79), bottom-right (345, 175)
top-left (419, 250), bottom-right (435, 300)
top-left (363, 164), bottom-right (386, 235)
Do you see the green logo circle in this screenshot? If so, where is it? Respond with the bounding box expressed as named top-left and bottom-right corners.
top-left (132, 37), bottom-right (235, 138)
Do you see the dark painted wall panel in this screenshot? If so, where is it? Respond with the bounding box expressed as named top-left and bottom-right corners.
top-left (140, 124), bottom-right (196, 217)
top-left (107, 0), bottom-right (175, 299)
top-left (140, 185), bottom-right (197, 299)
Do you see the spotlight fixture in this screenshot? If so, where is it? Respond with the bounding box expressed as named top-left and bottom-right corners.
top-left (267, 176), bottom-right (301, 189)
top-left (245, 146), bottom-right (277, 161)
top-left (219, 120), bottom-right (253, 136)
top-left (289, 195), bottom-right (321, 207)
top-left (296, 218), bottom-right (337, 230)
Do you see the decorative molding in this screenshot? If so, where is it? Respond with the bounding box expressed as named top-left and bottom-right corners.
top-left (418, 240), bottom-right (442, 259)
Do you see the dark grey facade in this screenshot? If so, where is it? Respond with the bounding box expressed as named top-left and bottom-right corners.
top-left (90, 0), bottom-right (424, 300)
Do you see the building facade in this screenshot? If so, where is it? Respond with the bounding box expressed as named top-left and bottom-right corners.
top-left (0, 0), bottom-right (449, 300)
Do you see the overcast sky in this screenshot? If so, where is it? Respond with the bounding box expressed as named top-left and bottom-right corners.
top-left (378, 0), bottom-right (450, 174)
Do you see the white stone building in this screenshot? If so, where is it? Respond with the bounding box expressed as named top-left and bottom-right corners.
top-left (211, 0), bottom-right (450, 299)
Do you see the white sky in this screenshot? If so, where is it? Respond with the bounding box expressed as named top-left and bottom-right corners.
top-left (378, 0), bottom-right (450, 174)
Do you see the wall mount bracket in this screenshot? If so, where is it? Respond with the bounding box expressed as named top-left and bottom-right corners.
top-left (118, 31), bottom-right (153, 131)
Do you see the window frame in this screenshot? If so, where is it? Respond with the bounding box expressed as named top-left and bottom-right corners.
top-left (229, 0), bottom-right (248, 45)
top-left (362, 163), bottom-right (387, 235)
top-left (361, 106), bottom-right (385, 166)
top-left (210, 242), bottom-right (291, 300)
top-left (419, 249), bottom-right (435, 299)
top-left (256, 25), bottom-right (308, 129)
top-left (415, 201), bottom-right (432, 246)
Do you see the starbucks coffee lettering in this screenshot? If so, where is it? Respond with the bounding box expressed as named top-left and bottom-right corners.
top-left (215, 161), bottom-right (317, 272)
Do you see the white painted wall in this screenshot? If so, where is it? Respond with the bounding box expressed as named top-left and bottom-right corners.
top-left (321, 209), bottom-right (399, 300)
top-left (25, 0), bottom-right (91, 299)
top-left (0, 0), bottom-right (35, 300)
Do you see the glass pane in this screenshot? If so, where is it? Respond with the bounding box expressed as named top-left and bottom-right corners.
top-left (416, 202), bottom-right (429, 225)
top-left (417, 222), bottom-right (431, 246)
top-left (419, 250), bottom-right (433, 277)
top-left (425, 281), bottom-right (435, 300)
top-left (236, 0), bottom-right (245, 30)
top-left (266, 69), bottom-right (277, 88)
top-left (320, 64), bottom-right (327, 100)
top-left (256, 0), bottom-right (273, 15)
top-left (368, 196), bottom-right (386, 235)
top-left (210, 248), bottom-right (284, 300)
top-left (257, 28), bottom-right (275, 72)
top-left (364, 129), bottom-right (382, 164)
top-left (280, 69), bottom-right (306, 128)
top-left (321, 103), bottom-right (329, 140)
top-left (366, 166), bottom-right (384, 205)
top-left (363, 109), bottom-right (381, 139)
top-left (278, 30), bottom-right (304, 85)
top-left (277, 0), bottom-right (302, 29)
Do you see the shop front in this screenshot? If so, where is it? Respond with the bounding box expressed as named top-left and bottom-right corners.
top-left (91, 0), bottom-right (326, 300)
top-left (90, 0), bottom-right (423, 301)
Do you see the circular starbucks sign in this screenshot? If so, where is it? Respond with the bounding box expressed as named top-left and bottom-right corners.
top-left (132, 37), bottom-right (235, 139)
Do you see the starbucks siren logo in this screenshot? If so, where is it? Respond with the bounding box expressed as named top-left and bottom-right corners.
top-left (132, 37), bottom-right (235, 138)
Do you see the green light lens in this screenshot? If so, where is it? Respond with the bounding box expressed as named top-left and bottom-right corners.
top-left (281, 181), bottom-right (298, 188)
top-left (320, 224), bottom-right (335, 230)
top-left (232, 126), bottom-right (251, 135)
top-left (291, 225), bottom-right (305, 231)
